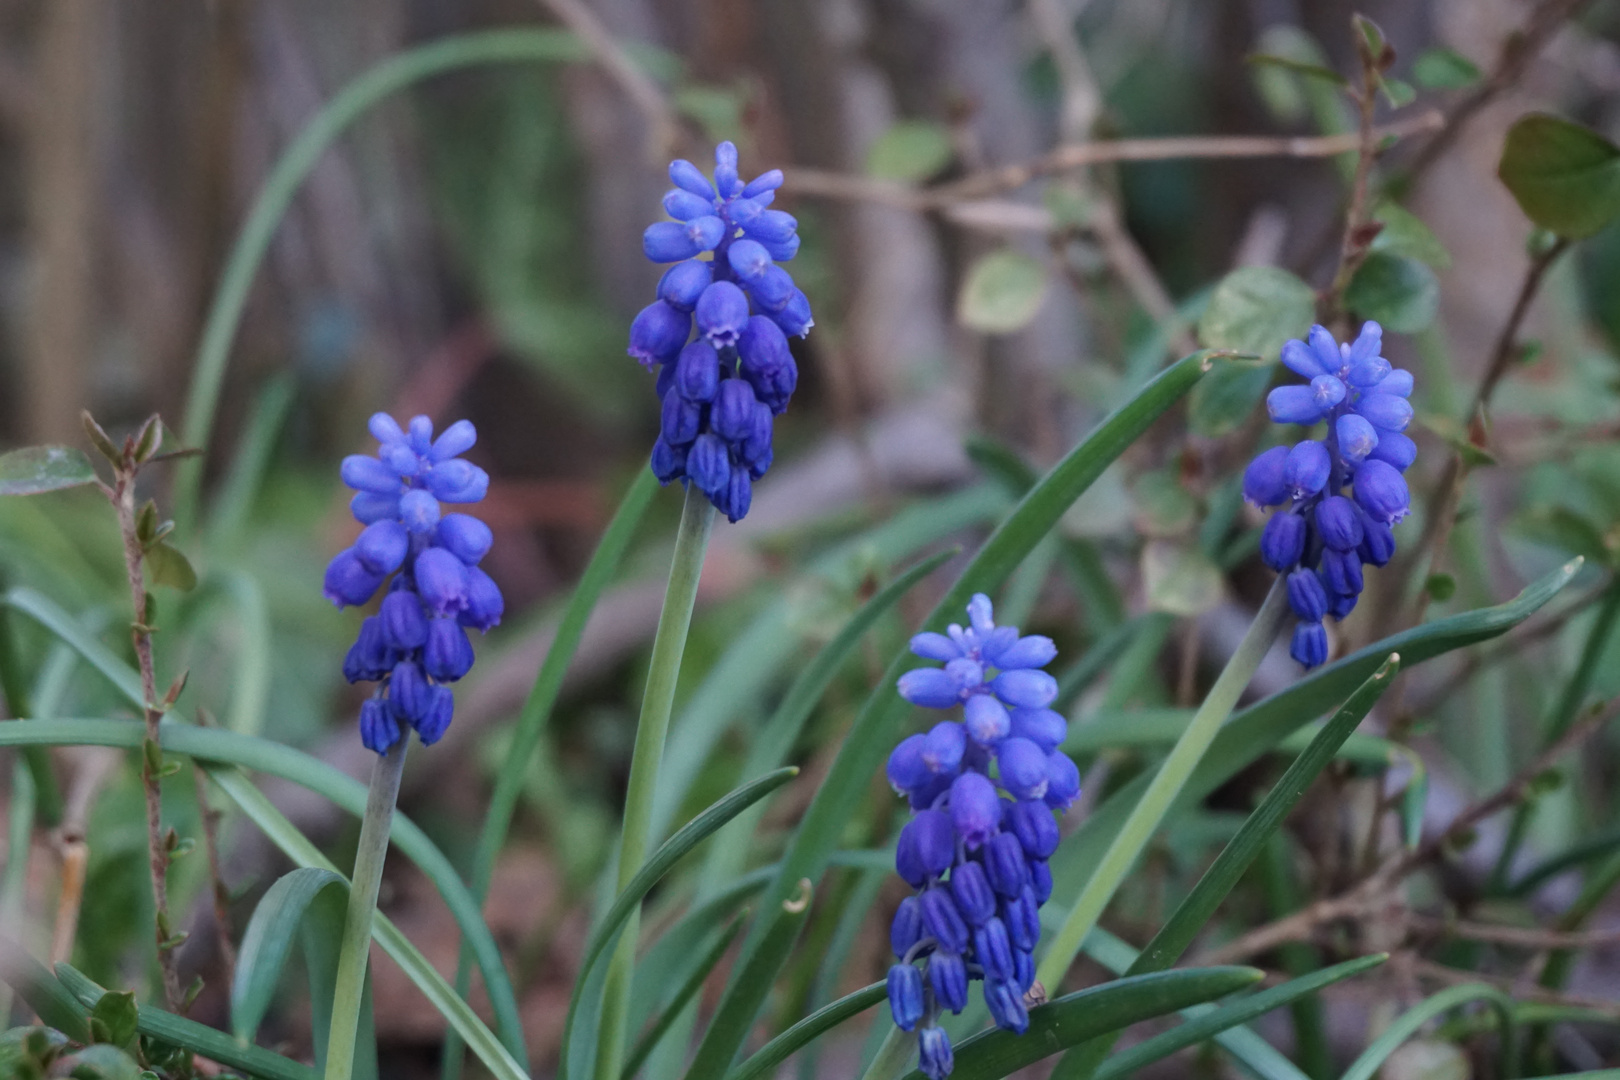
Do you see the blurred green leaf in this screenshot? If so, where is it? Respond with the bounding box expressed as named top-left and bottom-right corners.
top-left (88, 991), bottom-right (137, 1049)
top-left (958, 250), bottom-right (1049, 333)
top-left (1341, 984), bottom-right (1516, 1080)
top-left (1247, 26), bottom-right (1345, 126)
top-left (626, 916), bottom-right (747, 1080)
top-left (1372, 201), bottom-right (1452, 269)
top-left (1142, 542), bottom-right (1224, 617)
top-left (144, 543), bottom-right (195, 592)
top-left (65, 1043), bottom-right (141, 1080)
top-left (1499, 113), bottom-right (1620, 238)
top-left (232, 868), bottom-right (344, 1044)
top-left (673, 83), bottom-right (746, 145)
top-left (1197, 266), bottom-right (1315, 360)
top-left (1426, 573), bottom-right (1457, 602)
top-left (1346, 252), bottom-right (1440, 332)
top-left (1246, 53), bottom-right (1347, 89)
top-left (0, 448), bottom-right (98, 498)
top-left (1189, 355), bottom-right (1274, 437)
top-left (1380, 77), bottom-right (1416, 108)
top-left (1131, 471), bottom-right (1199, 538)
top-left (725, 982), bottom-right (885, 1080)
top-left (866, 120), bottom-right (954, 182)
top-left (1412, 47), bottom-right (1481, 90)
top-left (1514, 506), bottom-right (1615, 566)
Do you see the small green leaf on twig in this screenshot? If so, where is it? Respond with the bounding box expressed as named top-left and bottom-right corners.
top-left (957, 250), bottom-right (1049, 333)
top-left (146, 542), bottom-right (197, 592)
top-left (867, 120), bottom-right (955, 182)
top-left (161, 669), bottom-right (189, 709)
top-left (136, 500), bottom-right (159, 547)
top-left (81, 411), bottom-right (122, 467)
top-left (1244, 52), bottom-right (1347, 87)
top-left (1346, 252), bottom-right (1440, 333)
top-left (132, 415), bottom-right (162, 465)
top-left (1499, 113), bottom-right (1620, 238)
top-left (1413, 47), bottom-right (1481, 90)
top-left (158, 931), bottom-right (190, 952)
top-left (89, 991), bottom-right (139, 1049)
top-left (1371, 201), bottom-right (1452, 269)
top-left (0, 445), bottom-right (99, 496)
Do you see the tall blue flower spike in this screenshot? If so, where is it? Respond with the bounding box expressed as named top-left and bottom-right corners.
top-left (886, 594), bottom-right (1078, 1075)
top-left (324, 413), bottom-right (503, 754)
top-left (630, 141), bottom-right (812, 523)
top-left (1245, 322), bottom-right (1416, 668)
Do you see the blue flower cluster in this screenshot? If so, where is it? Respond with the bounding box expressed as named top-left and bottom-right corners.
top-left (323, 414), bottom-right (503, 754)
top-left (885, 595), bottom-right (1079, 1078)
top-left (1244, 322), bottom-right (1416, 668)
top-left (628, 141), bottom-right (812, 523)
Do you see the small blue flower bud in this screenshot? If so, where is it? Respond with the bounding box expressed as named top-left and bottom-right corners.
top-left (657, 260), bottom-right (713, 313)
top-left (1310, 375), bottom-right (1347, 410)
top-left (324, 549), bottom-right (385, 608)
top-left (408, 416), bottom-right (434, 454)
top-left (1353, 459), bottom-right (1411, 524)
top-left (950, 771), bottom-right (1001, 849)
top-left (1008, 708), bottom-right (1065, 752)
top-left (389, 659), bottom-right (431, 722)
top-left (1007, 800), bottom-right (1059, 858)
top-left (1044, 750), bottom-right (1081, 811)
top-left (415, 548), bottom-right (468, 614)
top-left (661, 391), bottom-right (703, 447)
top-left (1359, 514), bottom-right (1396, 567)
top-left (891, 896), bottom-right (923, 957)
top-left (380, 589), bottom-right (429, 650)
top-left (343, 616), bottom-right (393, 683)
top-left (1014, 948), bottom-right (1037, 992)
top-left (695, 281), bottom-right (750, 347)
top-left (910, 632), bottom-right (962, 661)
top-left (726, 196), bottom-right (765, 227)
top-left (711, 379), bottom-right (759, 444)
top-left (1336, 413), bottom-right (1379, 465)
top-left (901, 810), bottom-right (956, 884)
top-left (650, 438), bottom-right (687, 484)
top-left (1381, 368), bottom-right (1414, 397)
top-left (918, 1026), bottom-right (954, 1080)
top-left (888, 734), bottom-right (929, 794)
top-left (354, 520), bottom-right (408, 575)
top-left (460, 567), bottom-right (503, 631)
top-left (382, 444), bottom-right (420, 477)
top-left (400, 489), bottom-right (441, 534)
top-left (949, 862), bottom-right (996, 925)
top-left (760, 234), bottom-right (800, 261)
top-left (1286, 569), bottom-right (1328, 622)
top-left (747, 266), bottom-right (798, 313)
top-left (1260, 511), bottom-right (1307, 571)
top-left (1244, 445), bottom-right (1291, 507)
top-left (717, 469), bottom-right (752, 523)
top-left (1002, 885), bottom-right (1041, 951)
top-left (985, 832), bottom-right (1030, 898)
top-left (1347, 352), bottom-right (1391, 389)
top-left (742, 208), bottom-right (798, 244)
top-left (429, 419), bottom-right (478, 463)
top-left (1345, 320), bottom-right (1382, 362)
top-left (997, 737), bottom-right (1050, 800)
top-left (684, 215), bottom-right (726, 252)
top-left (770, 288), bottom-right (814, 338)
top-left (1307, 325), bottom-right (1342, 373)
top-left (369, 412), bottom-right (407, 445)
top-left (985, 978), bottom-right (1030, 1035)
top-left (975, 918), bottom-right (1016, 982)
top-left (675, 341), bottom-right (721, 404)
top-left (686, 433), bottom-right (732, 497)
top-left (1316, 495), bottom-right (1364, 552)
top-left (1367, 430), bottom-right (1417, 471)
top-left (642, 221), bottom-right (701, 262)
top-left (628, 300), bottom-right (691, 366)
top-left (437, 514), bottom-right (493, 565)
top-left (726, 238), bottom-right (773, 282)
top-left (350, 491), bottom-right (401, 525)
top-left (921, 721), bottom-right (966, 774)
top-left (899, 668), bottom-right (961, 709)
top-left (1356, 393), bottom-right (1413, 432)
top-left (738, 316), bottom-right (798, 413)
top-left (713, 140), bottom-right (742, 197)
top-left (1321, 548), bottom-right (1364, 597)
top-left (1284, 441), bottom-right (1331, 499)
top-left (662, 188), bottom-right (712, 221)
top-left (963, 694), bottom-right (1011, 746)
top-left (341, 454), bottom-right (403, 494)
top-left (424, 617), bottom-right (475, 682)
top-left (887, 964), bottom-right (924, 1031)
top-left (426, 459), bottom-right (489, 504)
top-left (669, 158), bottom-right (715, 199)
top-left (360, 698), bottom-right (400, 755)
top-left (991, 669), bottom-right (1057, 709)
top-left (1029, 859), bottom-right (1053, 904)
top-left (1267, 385), bottom-right (1326, 425)
top-left (1281, 337), bottom-right (1331, 380)
top-left (929, 952), bottom-right (969, 1014)
top-left (986, 635), bottom-right (1058, 671)
top-left (1290, 621), bottom-right (1328, 668)
top-left (920, 887), bottom-right (969, 954)
top-left (1326, 583), bottom-right (1358, 620)
top-left (414, 684), bottom-right (454, 744)
top-left (742, 169), bottom-right (784, 198)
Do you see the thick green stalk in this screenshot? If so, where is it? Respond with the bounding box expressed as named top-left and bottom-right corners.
top-left (1037, 576), bottom-right (1289, 990)
top-left (595, 487), bottom-right (716, 1080)
top-left (326, 735), bottom-right (409, 1080)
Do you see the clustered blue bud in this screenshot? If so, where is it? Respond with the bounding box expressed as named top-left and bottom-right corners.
top-left (629, 141), bottom-right (812, 523)
top-left (323, 413), bottom-right (503, 754)
top-left (1244, 322), bottom-right (1416, 668)
top-left (885, 594), bottom-right (1078, 1077)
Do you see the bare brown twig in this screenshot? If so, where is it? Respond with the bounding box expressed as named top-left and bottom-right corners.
top-left (533, 0), bottom-right (681, 162)
top-left (1406, 913), bottom-right (1620, 951)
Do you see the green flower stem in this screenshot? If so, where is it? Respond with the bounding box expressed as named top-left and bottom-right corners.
top-left (594, 486), bottom-right (716, 1080)
top-left (326, 734), bottom-right (409, 1080)
top-left (1037, 576), bottom-right (1289, 991)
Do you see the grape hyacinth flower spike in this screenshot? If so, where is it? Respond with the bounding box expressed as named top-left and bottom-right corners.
top-left (1245, 321), bottom-right (1415, 668)
top-left (324, 412), bottom-right (503, 752)
top-left (886, 594), bottom-right (1078, 1076)
top-left (630, 140), bottom-right (812, 523)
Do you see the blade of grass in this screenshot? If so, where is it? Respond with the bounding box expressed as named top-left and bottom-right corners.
top-left (1339, 984), bottom-right (1518, 1080)
top-left (726, 982), bottom-right (887, 1080)
top-left (622, 915), bottom-right (747, 1080)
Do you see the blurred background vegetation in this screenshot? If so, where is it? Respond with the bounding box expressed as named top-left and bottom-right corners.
top-left (3, 0), bottom-right (1620, 1076)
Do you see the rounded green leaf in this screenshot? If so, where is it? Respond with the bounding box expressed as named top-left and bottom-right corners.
top-left (1412, 47), bottom-right (1481, 90)
top-left (1371, 201), bottom-right (1452, 270)
top-left (958, 250), bottom-right (1049, 333)
top-left (1345, 252), bottom-right (1439, 333)
top-left (1189, 356), bottom-right (1274, 437)
top-left (866, 120), bottom-right (954, 182)
top-left (1499, 113), bottom-right (1620, 238)
top-left (1196, 266), bottom-right (1315, 360)
top-left (0, 447), bottom-right (97, 497)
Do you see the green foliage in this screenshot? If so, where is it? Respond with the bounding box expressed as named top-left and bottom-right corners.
top-left (1372, 201), bottom-right (1453, 269)
top-left (1412, 47), bottom-right (1482, 90)
top-left (1499, 114), bottom-right (1620, 239)
top-left (1346, 251), bottom-right (1440, 332)
top-left (1192, 267), bottom-right (1312, 435)
top-left (0, 447), bottom-right (98, 497)
top-left (867, 120), bottom-right (955, 182)
top-left (957, 250), bottom-right (1050, 333)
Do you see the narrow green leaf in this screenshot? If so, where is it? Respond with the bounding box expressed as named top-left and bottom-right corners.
top-left (1244, 53), bottom-right (1348, 88)
top-left (866, 120), bottom-right (954, 182)
top-left (81, 412), bottom-right (121, 467)
top-left (623, 916), bottom-right (747, 1080)
top-left (0, 446), bottom-right (98, 497)
top-left (900, 968), bottom-right (1263, 1080)
top-left (232, 867), bottom-right (346, 1041)
top-left (1400, 751), bottom-right (1429, 850)
top-left (1346, 252), bottom-right (1440, 333)
top-left (1340, 984), bottom-right (1518, 1080)
top-left (957, 250), bottom-right (1049, 333)
top-left (1412, 47), bottom-right (1481, 90)
top-left (1, 588), bottom-right (145, 705)
top-left (0, 939), bottom-right (91, 1043)
top-left (54, 962), bottom-right (317, 1080)
top-left (1093, 956), bottom-right (1386, 1079)
top-left (725, 981), bottom-right (886, 1080)
top-left (1499, 113), bottom-right (1620, 238)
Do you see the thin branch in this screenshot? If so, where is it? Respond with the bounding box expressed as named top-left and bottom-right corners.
top-left (1408, 957), bottom-right (1620, 1017)
top-left (1406, 914), bottom-right (1620, 951)
top-left (533, 0), bottom-right (681, 162)
top-left (1321, 39), bottom-right (1385, 326)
